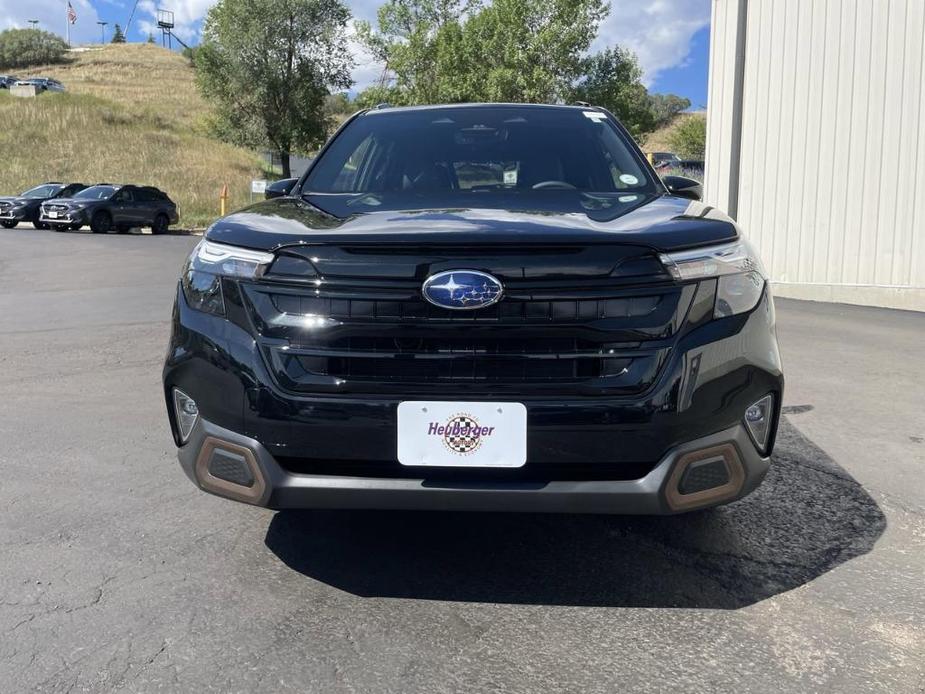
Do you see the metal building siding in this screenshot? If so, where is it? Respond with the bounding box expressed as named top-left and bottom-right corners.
top-left (703, 0), bottom-right (738, 212)
top-left (705, 0), bottom-right (925, 311)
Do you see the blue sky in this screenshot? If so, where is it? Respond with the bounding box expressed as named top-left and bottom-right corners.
top-left (0, 0), bottom-right (711, 106)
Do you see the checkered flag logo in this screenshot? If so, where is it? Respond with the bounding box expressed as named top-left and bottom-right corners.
top-left (442, 414), bottom-right (483, 455)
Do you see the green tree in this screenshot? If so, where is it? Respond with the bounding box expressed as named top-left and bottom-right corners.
top-left (648, 93), bottom-right (691, 129)
top-left (570, 47), bottom-right (655, 139)
top-left (0, 29), bottom-right (68, 70)
top-left (323, 92), bottom-right (352, 117)
top-left (147, 33), bottom-right (156, 44)
top-left (356, 0), bottom-right (473, 104)
top-left (667, 114), bottom-right (706, 159)
top-left (111, 24), bottom-right (126, 43)
top-left (196, 0), bottom-right (353, 177)
top-left (357, 0), bottom-right (606, 105)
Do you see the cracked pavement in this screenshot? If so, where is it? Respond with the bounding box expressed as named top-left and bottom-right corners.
top-left (0, 228), bottom-right (923, 693)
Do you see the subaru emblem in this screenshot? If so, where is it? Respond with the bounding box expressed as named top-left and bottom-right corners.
top-left (422, 270), bottom-right (504, 310)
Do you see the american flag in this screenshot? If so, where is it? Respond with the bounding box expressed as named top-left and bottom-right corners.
top-left (67, 1), bottom-right (77, 24)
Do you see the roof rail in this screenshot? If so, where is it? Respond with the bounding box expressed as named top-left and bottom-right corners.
top-left (373, 103), bottom-right (391, 110)
top-left (572, 101), bottom-right (592, 108)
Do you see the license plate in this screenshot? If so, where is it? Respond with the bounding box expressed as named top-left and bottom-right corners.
top-left (47, 211), bottom-right (58, 218)
top-left (397, 401), bottom-right (527, 467)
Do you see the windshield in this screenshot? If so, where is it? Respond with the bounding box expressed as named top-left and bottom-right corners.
top-left (74, 186), bottom-right (117, 200)
top-left (303, 106), bottom-right (657, 216)
top-left (21, 184), bottom-right (63, 198)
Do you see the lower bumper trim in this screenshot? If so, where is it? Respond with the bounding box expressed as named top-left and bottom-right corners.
top-left (177, 419), bottom-right (770, 515)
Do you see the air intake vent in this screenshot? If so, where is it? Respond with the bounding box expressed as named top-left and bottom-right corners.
top-left (207, 449), bottom-right (256, 487)
top-left (677, 458), bottom-right (730, 495)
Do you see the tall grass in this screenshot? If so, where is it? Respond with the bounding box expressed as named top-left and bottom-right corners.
top-left (0, 44), bottom-right (263, 227)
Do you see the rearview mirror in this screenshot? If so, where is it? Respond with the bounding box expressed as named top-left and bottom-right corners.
top-left (663, 175), bottom-right (702, 201)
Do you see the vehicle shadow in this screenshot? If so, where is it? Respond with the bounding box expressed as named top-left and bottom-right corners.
top-left (264, 418), bottom-right (885, 608)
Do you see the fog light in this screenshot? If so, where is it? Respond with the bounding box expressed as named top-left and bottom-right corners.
top-left (173, 388), bottom-right (199, 443)
top-left (744, 394), bottom-right (774, 452)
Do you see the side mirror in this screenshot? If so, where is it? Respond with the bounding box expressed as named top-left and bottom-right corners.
top-left (265, 178), bottom-right (298, 200)
top-left (663, 175), bottom-right (703, 201)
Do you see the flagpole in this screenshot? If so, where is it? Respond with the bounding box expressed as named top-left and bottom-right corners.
top-left (66, 1), bottom-right (70, 47)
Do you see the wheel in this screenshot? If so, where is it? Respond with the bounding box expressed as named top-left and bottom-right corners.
top-left (151, 213), bottom-right (169, 235)
top-left (31, 211), bottom-right (47, 230)
top-left (0, 220), bottom-right (17, 229)
top-left (70, 224), bottom-right (83, 231)
top-left (51, 225), bottom-right (68, 232)
top-left (90, 211), bottom-right (112, 234)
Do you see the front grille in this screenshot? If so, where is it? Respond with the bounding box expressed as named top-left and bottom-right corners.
top-left (276, 457), bottom-right (658, 481)
top-left (43, 204), bottom-right (70, 213)
top-left (287, 337), bottom-right (649, 385)
top-left (235, 244), bottom-right (694, 396)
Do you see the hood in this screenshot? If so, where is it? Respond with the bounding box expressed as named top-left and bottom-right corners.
top-left (45, 198), bottom-right (92, 206)
top-left (206, 193), bottom-right (739, 253)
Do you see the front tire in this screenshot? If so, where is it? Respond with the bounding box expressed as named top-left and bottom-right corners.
top-left (90, 211), bottom-right (112, 234)
top-left (0, 220), bottom-right (17, 229)
top-left (151, 213), bottom-right (169, 235)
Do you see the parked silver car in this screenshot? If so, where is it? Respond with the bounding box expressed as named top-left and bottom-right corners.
top-left (15, 78), bottom-right (65, 92)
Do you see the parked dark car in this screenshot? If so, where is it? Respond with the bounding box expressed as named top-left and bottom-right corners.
top-left (651, 151), bottom-right (682, 168)
top-left (163, 103), bottom-right (782, 515)
top-left (15, 77), bottom-right (65, 92)
top-left (264, 178), bottom-right (298, 199)
top-left (0, 182), bottom-right (87, 229)
top-left (0, 75), bottom-right (21, 89)
top-left (40, 184), bottom-right (179, 233)
top-left (677, 159), bottom-right (705, 175)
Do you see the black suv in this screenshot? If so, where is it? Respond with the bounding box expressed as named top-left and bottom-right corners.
top-left (40, 184), bottom-right (179, 233)
top-left (163, 104), bottom-right (783, 514)
top-left (0, 182), bottom-right (87, 229)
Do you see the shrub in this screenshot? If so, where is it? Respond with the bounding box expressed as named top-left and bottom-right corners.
top-left (0, 29), bottom-right (69, 70)
top-left (666, 114), bottom-right (707, 159)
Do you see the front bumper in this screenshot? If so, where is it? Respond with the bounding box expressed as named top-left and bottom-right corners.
top-left (164, 283), bottom-right (783, 514)
top-left (40, 209), bottom-right (86, 225)
top-left (0, 210), bottom-right (28, 222)
top-left (178, 416), bottom-right (770, 514)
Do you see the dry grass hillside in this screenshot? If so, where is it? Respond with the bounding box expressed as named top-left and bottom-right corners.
top-left (0, 44), bottom-right (263, 227)
top-left (641, 112), bottom-right (706, 155)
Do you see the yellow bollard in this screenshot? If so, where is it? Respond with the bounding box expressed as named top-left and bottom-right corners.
top-left (220, 184), bottom-right (228, 217)
top-left (647, 152), bottom-right (655, 167)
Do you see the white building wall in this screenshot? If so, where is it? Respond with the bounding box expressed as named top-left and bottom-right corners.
top-left (705, 0), bottom-right (925, 311)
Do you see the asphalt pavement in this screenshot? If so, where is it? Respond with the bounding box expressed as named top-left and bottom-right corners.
top-left (0, 226), bottom-right (922, 693)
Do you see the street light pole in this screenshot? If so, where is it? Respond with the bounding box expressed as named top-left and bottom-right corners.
top-left (97, 21), bottom-right (108, 43)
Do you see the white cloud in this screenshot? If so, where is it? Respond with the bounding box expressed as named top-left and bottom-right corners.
top-left (594, 0), bottom-right (711, 86)
top-left (0, 0), bottom-right (102, 45)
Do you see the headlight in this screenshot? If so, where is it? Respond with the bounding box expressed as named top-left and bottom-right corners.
top-left (659, 240), bottom-right (767, 318)
top-left (181, 240), bottom-right (275, 315)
